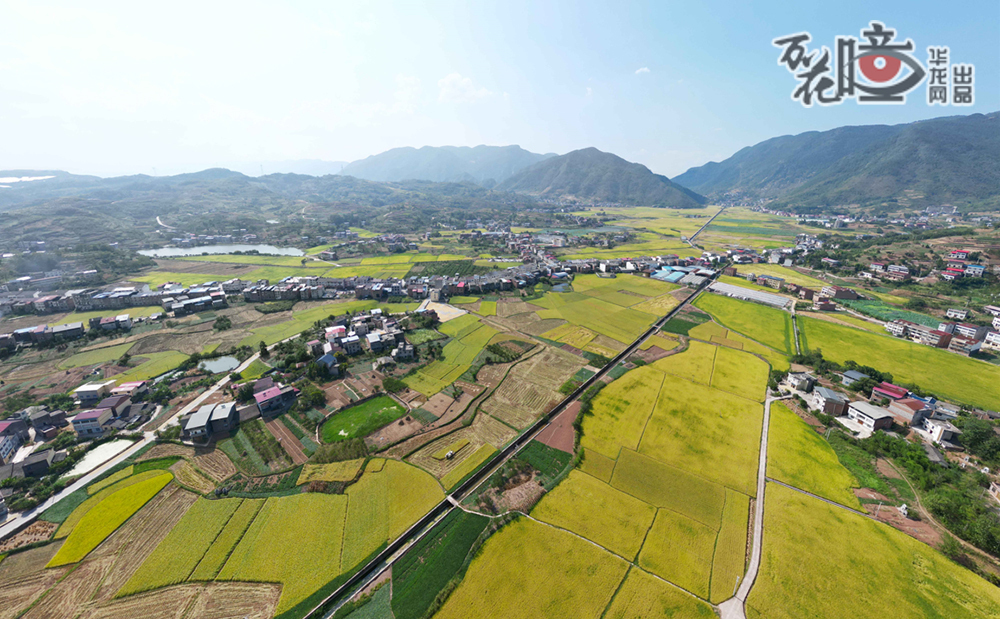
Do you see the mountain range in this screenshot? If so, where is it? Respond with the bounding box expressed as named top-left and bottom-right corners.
top-left (339, 145), bottom-right (554, 186)
top-left (673, 112), bottom-right (1000, 211)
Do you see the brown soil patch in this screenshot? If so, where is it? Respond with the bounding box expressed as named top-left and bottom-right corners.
top-left (22, 554), bottom-right (117, 619)
top-left (0, 521), bottom-right (58, 553)
top-left (137, 443), bottom-right (237, 482)
top-left (422, 393), bottom-right (455, 418)
top-left (633, 345), bottom-right (674, 363)
top-left (365, 414), bottom-right (424, 451)
top-left (0, 541), bottom-right (63, 582)
top-left (535, 402), bottom-right (580, 454)
top-left (0, 563), bottom-right (70, 619)
top-left (876, 458), bottom-right (902, 480)
top-left (854, 488), bottom-right (893, 504)
top-left (497, 479), bottom-right (546, 513)
top-left (429, 392), bottom-right (476, 429)
top-left (395, 388), bottom-right (424, 404)
top-left (871, 503), bottom-right (942, 547)
top-left (264, 418), bottom-right (308, 465)
top-left (184, 582), bottom-right (282, 619)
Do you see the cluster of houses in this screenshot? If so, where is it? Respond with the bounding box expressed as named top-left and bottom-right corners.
top-left (67, 380), bottom-right (151, 437)
top-left (939, 249), bottom-right (987, 281)
top-left (784, 372), bottom-right (964, 465)
top-left (180, 377), bottom-right (299, 441)
top-left (306, 308), bottom-right (417, 369)
top-left (885, 307), bottom-right (1000, 357)
top-left (861, 263), bottom-right (912, 281)
top-left (0, 282), bottom-right (227, 317)
top-left (722, 266), bottom-right (860, 312)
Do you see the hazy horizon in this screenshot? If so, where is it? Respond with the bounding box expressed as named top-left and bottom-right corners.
top-left (1, 0), bottom-right (996, 179)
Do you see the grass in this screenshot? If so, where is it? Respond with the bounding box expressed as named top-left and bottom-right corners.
top-left (48, 472), bottom-right (172, 566)
top-left (638, 508), bottom-right (715, 599)
top-left (58, 343), bottom-right (134, 369)
top-left (605, 566), bottom-right (715, 619)
top-left (39, 486), bottom-right (89, 524)
top-left (87, 465), bottom-right (133, 494)
top-left (391, 509), bottom-right (490, 619)
top-left (687, 321), bottom-right (728, 341)
top-left (120, 498), bottom-right (243, 594)
top-left (639, 372), bottom-right (763, 497)
top-left (320, 396), bottom-right (407, 443)
top-left (407, 328), bottom-right (445, 345)
top-left (441, 444), bottom-right (496, 490)
top-left (343, 582), bottom-right (393, 619)
top-left (611, 449), bottom-right (726, 530)
top-left (297, 459), bottom-right (365, 484)
top-left (515, 439), bottom-right (572, 487)
top-left (55, 469), bottom-right (174, 538)
top-left (433, 517), bottom-right (630, 619)
top-left (438, 313), bottom-right (480, 338)
top-left (113, 351), bottom-right (189, 383)
top-left (746, 484), bottom-right (1000, 619)
top-left (799, 316), bottom-right (1000, 412)
top-left (532, 470), bottom-right (656, 559)
top-left (710, 489), bottom-right (751, 603)
top-left (695, 293), bottom-right (794, 355)
top-left (218, 493), bottom-right (350, 615)
top-left (710, 345), bottom-right (769, 402)
top-left (767, 403), bottom-right (861, 509)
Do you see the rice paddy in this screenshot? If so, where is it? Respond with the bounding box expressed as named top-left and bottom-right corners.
top-left (694, 293), bottom-right (795, 355)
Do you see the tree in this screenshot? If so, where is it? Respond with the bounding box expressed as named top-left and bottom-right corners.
top-left (259, 341), bottom-right (270, 358)
top-left (237, 383), bottom-right (255, 403)
top-left (214, 316), bottom-right (232, 331)
top-left (382, 377), bottom-right (407, 393)
top-left (118, 353), bottom-right (131, 367)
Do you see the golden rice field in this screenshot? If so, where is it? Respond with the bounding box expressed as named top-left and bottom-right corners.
top-left (638, 373), bottom-right (763, 497)
top-left (57, 470), bottom-right (174, 539)
top-left (120, 498), bottom-right (243, 594)
top-left (747, 484), bottom-right (1000, 619)
top-left (297, 459), bottom-right (366, 484)
top-left (578, 448), bottom-right (617, 483)
top-left (49, 472), bottom-right (173, 567)
top-left (695, 293), bottom-right (795, 356)
top-left (189, 499), bottom-right (265, 581)
top-left (638, 508), bottom-right (716, 598)
top-left (652, 340), bottom-right (716, 385)
top-left (711, 345), bottom-right (769, 403)
top-left (532, 470), bottom-right (656, 559)
top-left (639, 334), bottom-right (679, 351)
top-left (710, 489), bottom-right (751, 603)
top-left (440, 445), bottom-right (496, 490)
top-left (579, 366), bottom-right (665, 460)
top-left (604, 567), bottom-right (715, 619)
top-left (87, 465), bottom-right (134, 495)
top-left (432, 518), bottom-right (630, 619)
top-left (766, 403), bottom-right (861, 509)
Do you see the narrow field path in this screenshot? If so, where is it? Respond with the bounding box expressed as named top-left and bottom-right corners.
top-left (765, 477), bottom-right (867, 517)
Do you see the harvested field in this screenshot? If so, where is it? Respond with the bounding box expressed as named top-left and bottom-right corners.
top-left (0, 565), bottom-right (69, 619)
top-left (0, 541), bottom-right (62, 582)
top-left (79, 583), bottom-right (202, 619)
top-left (24, 554), bottom-right (117, 619)
top-left (0, 521), bottom-right (58, 553)
top-left (534, 401), bottom-right (580, 454)
top-left (532, 470), bottom-right (656, 559)
top-left (408, 413), bottom-right (517, 479)
top-left (441, 444), bottom-right (496, 490)
top-left (480, 347), bottom-right (584, 429)
top-left (181, 582), bottom-right (282, 619)
top-left (364, 413), bottom-right (424, 451)
top-left (137, 443), bottom-right (237, 483)
top-left (496, 299), bottom-right (544, 317)
top-left (421, 393), bottom-right (454, 418)
top-left (170, 460), bottom-right (216, 494)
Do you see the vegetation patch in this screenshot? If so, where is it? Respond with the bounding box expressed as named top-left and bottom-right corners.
top-left (58, 343), bottom-right (135, 369)
top-left (433, 439), bottom-right (470, 460)
top-left (710, 489), bottom-right (751, 603)
top-left (638, 507), bottom-right (715, 599)
top-left (297, 459), bottom-right (365, 484)
top-left (441, 444), bottom-right (496, 490)
top-left (711, 345), bottom-right (769, 402)
top-left (55, 470), bottom-right (175, 539)
top-left (320, 396), bottom-right (408, 443)
top-left (605, 566), bottom-right (715, 619)
top-left (695, 293), bottom-right (794, 355)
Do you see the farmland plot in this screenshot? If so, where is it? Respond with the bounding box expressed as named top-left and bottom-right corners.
top-left (695, 293), bottom-right (795, 355)
top-left (639, 373), bottom-right (763, 497)
top-left (481, 347), bottom-right (586, 428)
top-left (190, 499), bottom-right (265, 581)
top-left (651, 340), bottom-right (715, 385)
top-left (604, 567), bottom-right (715, 619)
top-left (408, 413), bottom-right (516, 479)
top-left (711, 345), bottom-right (769, 402)
top-left (767, 403), bottom-right (861, 509)
top-left (710, 489), bottom-right (751, 603)
top-left (638, 508), bottom-right (716, 599)
top-left (747, 485), bottom-right (1000, 619)
top-left (578, 366), bottom-right (665, 460)
top-left (531, 470), bottom-right (656, 559)
top-left (433, 518), bottom-right (629, 619)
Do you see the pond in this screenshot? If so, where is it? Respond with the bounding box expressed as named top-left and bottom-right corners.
top-left (139, 244), bottom-right (304, 257)
top-left (62, 439), bottom-right (134, 478)
top-left (550, 283), bottom-right (572, 292)
top-left (199, 356), bottom-right (241, 374)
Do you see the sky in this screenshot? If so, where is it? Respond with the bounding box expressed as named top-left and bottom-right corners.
top-left (0, 0), bottom-right (997, 178)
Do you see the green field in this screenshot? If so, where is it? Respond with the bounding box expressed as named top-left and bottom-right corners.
top-left (747, 484), bottom-right (1000, 619)
top-left (433, 517), bottom-right (630, 619)
top-left (113, 351), bottom-right (189, 383)
top-left (50, 306), bottom-right (163, 326)
top-left (799, 316), bottom-right (1000, 411)
top-left (695, 294), bottom-right (795, 355)
top-left (130, 271), bottom-right (224, 287)
top-left (58, 343), bottom-right (135, 369)
top-left (767, 403), bottom-right (861, 509)
top-left (320, 395), bottom-right (408, 443)
top-left (239, 358), bottom-right (271, 381)
top-left (532, 470), bottom-right (656, 559)
top-left (49, 472), bottom-right (172, 566)
top-left (405, 318), bottom-right (498, 396)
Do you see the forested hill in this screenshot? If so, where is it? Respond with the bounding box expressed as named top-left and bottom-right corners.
top-left (497, 147), bottom-right (706, 207)
top-left (674, 112), bottom-right (1000, 212)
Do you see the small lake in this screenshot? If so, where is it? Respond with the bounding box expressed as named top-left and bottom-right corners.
top-left (199, 356), bottom-right (241, 374)
top-left (550, 283), bottom-right (572, 292)
top-left (62, 439), bottom-right (134, 478)
top-left (139, 244), bottom-right (304, 257)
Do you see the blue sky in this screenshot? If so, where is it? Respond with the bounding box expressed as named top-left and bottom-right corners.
top-left (0, 0), bottom-right (996, 177)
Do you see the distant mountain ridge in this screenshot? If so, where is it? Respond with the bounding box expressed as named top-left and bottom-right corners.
top-left (339, 145), bottom-right (555, 185)
top-left (674, 112), bottom-right (1000, 211)
top-left (497, 147), bottom-right (706, 207)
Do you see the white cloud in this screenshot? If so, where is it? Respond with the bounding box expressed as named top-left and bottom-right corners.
top-left (635, 67), bottom-right (650, 75)
top-left (437, 73), bottom-right (493, 103)
top-left (586, 86), bottom-right (593, 97)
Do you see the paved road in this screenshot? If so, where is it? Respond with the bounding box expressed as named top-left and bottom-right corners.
top-left (718, 393), bottom-right (790, 619)
top-left (0, 352), bottom-right (262, 539)
top-left (790, 303), bottom-right (801, 355)
top-left (686, 206), bottom-right (726, 248)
